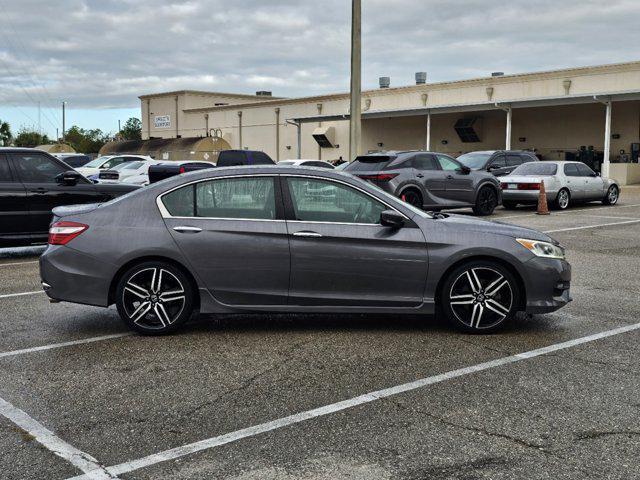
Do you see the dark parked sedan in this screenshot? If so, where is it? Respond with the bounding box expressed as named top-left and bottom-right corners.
top-left (0, 148), bottom-right (139, 247)
top-left (40, 166), bottom-right (571, 335)
top-left (344, 151), bottom-right (501, 215)
top-left (457, 150), bottom-right (538, 177)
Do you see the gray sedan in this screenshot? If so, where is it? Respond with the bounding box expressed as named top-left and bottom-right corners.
top-left (500, 161), bottom-right (620, 210)
top-left (40, 166), bottom-right (571, 335)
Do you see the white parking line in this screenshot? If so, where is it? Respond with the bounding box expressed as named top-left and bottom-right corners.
top-left (0, 260), bottom-right (39, 267)
top-left (68, 321), bottom-right (640, 480)
top-left (543, 219), bottom-right (640, 233)
top-left (0, 396), bottom-right (115, 478)
top-left (0, 333), bottom-right (131, 360)
top-left (496, 203), bottom-right (640, 220)
top-left (0, 290), bottom-right (44, 299)
top-left (579, 214), bottom-right (640, 220)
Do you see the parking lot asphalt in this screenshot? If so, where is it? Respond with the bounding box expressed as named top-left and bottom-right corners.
top-left (1, 187), bottom-right (639, 480)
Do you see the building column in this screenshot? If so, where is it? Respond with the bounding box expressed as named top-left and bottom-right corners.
top-left (274, 108), bottom-right (280, 162)
top-left (175, 96), bottom-right (179, 138)
top-left (505, 107), bottom-right (512, 150)
top-left (297, 122), bottom-right (302, 159)
top-left (603, 101), bottom-right (612, 177)
top-left (425, 111), bottom-right (431, 151)
top-left (237, 111), bottom-right (243, 149)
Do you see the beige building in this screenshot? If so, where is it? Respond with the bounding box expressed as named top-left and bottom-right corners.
top-left (140, 61), bottom-right (640, 184)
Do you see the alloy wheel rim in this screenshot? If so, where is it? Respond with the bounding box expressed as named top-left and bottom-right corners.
top-left (479, 189), bottom-right (496, 213)
top-left (449, 267), bottom-right (513, 329)
top-left (558, 190), bottom-right (569, 209)
top-left (123, 268), bottom-right (185, 329)
top-left (403, 191), bottom-right (421, 208)
top-left (608, 186), bottom-right (618, 204)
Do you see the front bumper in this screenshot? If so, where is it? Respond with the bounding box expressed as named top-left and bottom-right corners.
top-left (40, 245), bottom-right (115, 307)
top-left (522, 257), bottom-right (572, 314)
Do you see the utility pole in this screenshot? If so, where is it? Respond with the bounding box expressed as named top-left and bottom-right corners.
top-left (62, 101), bottom-right (66, 142)
top-left (348, 0), bottom-right (361, 161)
top-left (38, 102), bottom-right (41, 134)
top-left (118, 119), bottom-right (121, 134)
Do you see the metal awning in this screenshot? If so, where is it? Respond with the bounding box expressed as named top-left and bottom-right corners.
top-left (289, 89), bottom-right (640, 123)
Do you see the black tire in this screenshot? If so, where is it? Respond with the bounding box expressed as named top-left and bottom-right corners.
top-left (502, 201), bottom-right (518, 210)
top-left (116, 261), bottom-right (195, 335)
top-left (401, 189), bottom-right (423, 209)
top-left (472, 186), bottom-right (498, 216)
top-left (602, 184), bottom-right (619, 205)
top-left (554, 188), bottom-right (570, 210)
top-left (440, 260), bottom-right (520, 333)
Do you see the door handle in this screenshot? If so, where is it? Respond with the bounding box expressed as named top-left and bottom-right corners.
top-left (416, 173), bottom-right (424, 178)
top-left (30, 188), bottom-right (48, 194)
top-left (446, 174), bottom-right (454, 179)
top-left (292, 231), bottom-right (322, 238)
top-left (173, 226), bottom-right (202, 233)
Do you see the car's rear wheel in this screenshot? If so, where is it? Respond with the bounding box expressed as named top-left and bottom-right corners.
top-left (502, 200), bottom-right (518, 210)
top-left (440, 261), bottom-right (519, 333)
top-left (554, 188), bottom-right (570, 210)
top-left (116, 261), bottom-right (194, 335)
top-left (401, 189), bottom-right (423, 209)
top-left (602, 185), bottom-right (619, 205)
top-left (472, 186), bottom-right (498, 216)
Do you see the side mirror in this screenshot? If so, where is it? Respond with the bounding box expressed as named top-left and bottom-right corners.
top-left (594, 172), bottom-right (600, 177)
top-left (487, 164), bottom-right (500, 171)
top-left (56, 170), bottom-right (82, 186)
top-left (380, 209), bottom-right (405, 229)
top-left (458, 165), bottom-right (471, 174)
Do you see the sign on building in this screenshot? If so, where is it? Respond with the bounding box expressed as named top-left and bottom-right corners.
top-left (154, 115), bottom-right (171, 129)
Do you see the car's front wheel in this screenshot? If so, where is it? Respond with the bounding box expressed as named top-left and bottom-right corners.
top-left (472, 186), bottom-right (498, 216)
top-left (116, 261), bottom-right (195, 335)
top-left (440, 261), bottom-right (519, 333)
top-left (602, 185), bottom-right (619, 205)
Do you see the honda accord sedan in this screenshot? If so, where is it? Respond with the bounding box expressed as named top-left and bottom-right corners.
top-left (40, 166), bottom-right (571, 335)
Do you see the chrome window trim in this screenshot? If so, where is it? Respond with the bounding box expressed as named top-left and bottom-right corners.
top-left (156, 172), bottom-right (409, 224)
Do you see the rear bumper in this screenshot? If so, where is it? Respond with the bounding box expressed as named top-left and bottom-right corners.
top-left (522, 257), bottom-right (572, 314)
top-left (39, 245), bottom-right (114, 307)
top-left (501, 189), bottom-right (557, 203)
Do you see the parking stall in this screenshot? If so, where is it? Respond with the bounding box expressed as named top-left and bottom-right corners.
top-left (1, 189), bottom-right (639, 480)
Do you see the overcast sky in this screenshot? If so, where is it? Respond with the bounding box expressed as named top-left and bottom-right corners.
top-left (1, 0), bottom-right (640, 137)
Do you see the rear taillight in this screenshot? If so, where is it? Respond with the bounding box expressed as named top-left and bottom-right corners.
top-left (357, 173), bottom-right (398, 182)
top-left (48, 221), bottom-right (88, 245)
top-left (179, 166), bottom-right (186, 174)
top-left (500, 182), bottom-right (508, 189)
top-left (518, 183), bottom-right (540, 190)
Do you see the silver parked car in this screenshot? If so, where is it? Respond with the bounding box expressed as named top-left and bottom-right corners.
top-left (500, 161), bottom-right (620, 210)
top-left (40, 166), bottom-right (571, 335)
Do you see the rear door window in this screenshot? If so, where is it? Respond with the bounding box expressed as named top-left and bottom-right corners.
top-left (196, 177), bottom-right (276, 219)
top-left (344, 156), bottom-right (392, 172)
top-left (506, 154), bottom-right (522, 167)
top-left (563, 164), bottom-right (579, 177)
top-left (412, 154), bottom-right (439, 170)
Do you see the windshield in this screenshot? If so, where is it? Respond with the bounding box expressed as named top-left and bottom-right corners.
top-left (83, 156), bottom-right (111, 168)
top-left (512, 162), bottom-right (558, 175)
top-left (457, 152), bottom-right (492, 169)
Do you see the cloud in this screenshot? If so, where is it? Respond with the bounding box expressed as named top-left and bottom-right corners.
top-left (0, 0), bottom-right (639, 115)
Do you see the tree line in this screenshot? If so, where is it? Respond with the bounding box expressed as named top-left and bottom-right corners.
top-left (0, 117), bottom-right (142, 153)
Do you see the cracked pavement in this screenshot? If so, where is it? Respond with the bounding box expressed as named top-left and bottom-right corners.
top-left (0, 188), bottom-right (639, 479)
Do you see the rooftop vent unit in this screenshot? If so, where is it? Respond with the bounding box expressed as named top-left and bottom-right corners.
top-left (256, 91), bottom-right (272, 96)
top-left (491, 72), bottom-right (504, 77)
top-left (415, 72), bottom-right (427, 84)
top-left (379, 76), bottom-right (390, 88)
top-left (454, 117), bottom-right (483, 143)
top-left (312, 126), bottom-right (336, 148)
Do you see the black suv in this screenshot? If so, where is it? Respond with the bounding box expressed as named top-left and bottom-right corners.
top-left (0, 148), bottom-right (139, 247)
top-left (457, 150), bottom-right (538, 177)
top-left (344, 151), bottom-right (501, 216)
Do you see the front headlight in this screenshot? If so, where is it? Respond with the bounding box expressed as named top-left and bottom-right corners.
top-left (516, 238), bottom-right (565, 259)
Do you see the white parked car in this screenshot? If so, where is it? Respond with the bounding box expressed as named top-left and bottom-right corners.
top-left (500, 161), bottom-right (620, 210)
top-left (76, 155), bottom-right (154, 178)
top-left (278, 159), bottom-right (335, 169)
top-left (98, 159), bottom-right (163, 184)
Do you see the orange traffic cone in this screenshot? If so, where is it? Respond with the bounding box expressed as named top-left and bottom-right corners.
top-left (537, 179), bottom-right (550, 215)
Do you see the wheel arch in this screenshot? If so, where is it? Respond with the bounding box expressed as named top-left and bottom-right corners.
top-left (108, 255), bottom-right (200, 309)
top-left (474, 181), bottom-right (500, 203)
top-left (435, 255), bottom-right (527, 310)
